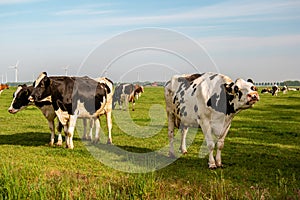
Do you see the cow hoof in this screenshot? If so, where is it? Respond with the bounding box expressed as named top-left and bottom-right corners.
top-left (56, 141), bottom-right (63, 146)
top-left (217, 164), bottom-right (224, 168)
top-left (181, 150), bottom-right (187, 155)
top-left (208, 163), bottom-right (217, 169)
top-left (107, 139), bottom-right (113, 145)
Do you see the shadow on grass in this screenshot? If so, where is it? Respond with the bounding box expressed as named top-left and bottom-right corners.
top-left (0, 132), bottom-right (79, 147)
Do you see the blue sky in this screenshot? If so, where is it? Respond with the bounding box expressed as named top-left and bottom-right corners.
top-left (0, 0), bottom-right (300, 82)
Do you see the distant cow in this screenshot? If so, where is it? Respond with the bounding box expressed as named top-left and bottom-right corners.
top-left (112, 83), bottom-right (144, 111)
top-left (261, 88), bottom-right (271, 94)
top-left (0, 83), bottom-right (9, 95)
top-left (272, 85), bottom-right (279, 96)
top-left (281, 86), bottom-right (288, 94)
top-left (8, 84), bottom-right (64, 146)
top-left (29, 72), bottom-right (112, 149)
top-left (165, 72), bottom-right (259, 169)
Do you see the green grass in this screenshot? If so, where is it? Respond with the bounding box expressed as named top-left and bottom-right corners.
top-left (0, 86), bottom-right (299, 199)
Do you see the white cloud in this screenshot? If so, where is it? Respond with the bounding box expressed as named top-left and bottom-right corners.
top-left (0, 0), bottom-right (41, 5)
top-left (54, 9), bottom-right (115, 16)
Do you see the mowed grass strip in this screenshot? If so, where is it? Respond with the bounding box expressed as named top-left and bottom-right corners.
top-left (0, 86), bottom-right (299, 199)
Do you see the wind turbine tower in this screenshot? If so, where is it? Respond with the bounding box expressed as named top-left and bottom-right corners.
top-left (63, 65), bottom-right (69, 76)
top-left (9, 61), bottom-right (19, 82)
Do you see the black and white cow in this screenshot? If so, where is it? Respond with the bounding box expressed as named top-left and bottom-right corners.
top-left (81, 77), bottom-right (113, 144)
top-left (29, 72), bottom-right (112, 149)
top-left (8, 84), bottom-right (104, 146)
top-left (261, 88), bottom-right (271, 94)
top-left (112, 83), bottom-right (144, 111)
top-left (165, 72), bottom-right (259, 169)
top-left (272, 85), bottom-right (279, 96)
top-left (8, 84), bottom-right (64, 146)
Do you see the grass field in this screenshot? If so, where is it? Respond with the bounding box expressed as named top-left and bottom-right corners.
top-left (0, 86), bottom-right (299, 199)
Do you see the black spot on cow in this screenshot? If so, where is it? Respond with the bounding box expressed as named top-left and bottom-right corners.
top-left (180, 90), bottom-right (185, 97)
top-left (185, 73), bottom-right (203, 82)
top-left (224, 82), bottom-right (234, 93)
top-left (194, 105), bottom-right (198, 112)
top-left (238, 91), bottom-right (243, 100)
top-left (173, 96), bottom-right (178, 104)
top-left (207, 84), bottom-right (236, 115)
top-left (179, 106), bottom-right (186, 116)
top-left (209, 74), bottom-right (218, 80)
top-left (191, 87), bottom-right (197, 96)
top-left (177, 73), bottom-right (204, 91)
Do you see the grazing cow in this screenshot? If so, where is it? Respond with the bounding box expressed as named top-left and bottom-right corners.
top-left (8, 84), bottom-right (64, 146)
top-left (112, 83), bottom-right (144, 111)
top-left (281, 86), bottom-right (288, 94)
top-left (288, 87), bottom-right (298, 91)
top-left (165, 72), bottom-right (259, 169)
top-left (0, 83), bottom-right (9, 95)
top-left (272, 85), bottom-right (279, 96)
top-left (261, 88), bottom-right (271, 94)
top-left (29, 72), bottom-right (112, 149)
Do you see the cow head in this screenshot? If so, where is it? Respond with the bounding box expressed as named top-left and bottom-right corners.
top-left (225, 78), bottom-right (259, 111)
top-left (29, 72), bottom-right (51, 102)
top-left (8, 84), bottom-right (33, 114)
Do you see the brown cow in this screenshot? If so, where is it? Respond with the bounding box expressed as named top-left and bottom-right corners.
top-left (0, 84), bottom-right (9, 95)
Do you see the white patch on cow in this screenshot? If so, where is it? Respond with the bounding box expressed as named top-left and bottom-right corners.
top-left (8, 86), bottom-right (23, 113)
top-left (40, 95), bottom-right (52, 102)
top-left (34, 73), bottom-right (46, 88)
top-left (55, 108), bottom-right (69, 126)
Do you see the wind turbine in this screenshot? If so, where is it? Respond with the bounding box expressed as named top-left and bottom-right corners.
top-left (63, 65), bottom-right (69, 76)
top-left (9, 61), bottom-right (19, 82)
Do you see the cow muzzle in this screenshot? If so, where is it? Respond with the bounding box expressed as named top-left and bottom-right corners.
top-left (247, 92), bottom-right (259, 104)
top-left (8, 107), bottom-right (17, 114)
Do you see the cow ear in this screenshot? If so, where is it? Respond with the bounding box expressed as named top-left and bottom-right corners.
top-left (42, 72), bottom-right (47, 76)
top-left (247, 78), bottom-right (254, 84)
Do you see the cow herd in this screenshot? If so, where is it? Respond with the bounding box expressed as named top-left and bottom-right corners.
top-left (261, 85), bottom-right (299, 96)
top-left (4, 71), bottom-right (261, 168)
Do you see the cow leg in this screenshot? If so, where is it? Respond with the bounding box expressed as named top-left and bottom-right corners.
top-left (48, 120), bottom-right (55, 146)
top-left (88, 118), bottom-right (94, 141)
top-left (82, 118), bottom-right (88, 140)
top-left (201, 120), bottom-right (216, 169)
top-left (168, 113), bottom-right (176, 158)
top-left (132, 99), bottom-right (135, 111)
top-left (94, 118), bottom-right (100, 143)
top-left (124, 95), bottom-right (129, 110)
top-left (106, 112), bottom-right (113, 144)
top-left (216, 124), bottom-right (231, 168)
top-left (66, 115), bottom-right (77, 149)
top-left (56, 121), bottom-right (63, 146)
top-left (180, 126), bottom-right (188, 154)
top-left (120, 95), bottom-right (124, 110)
